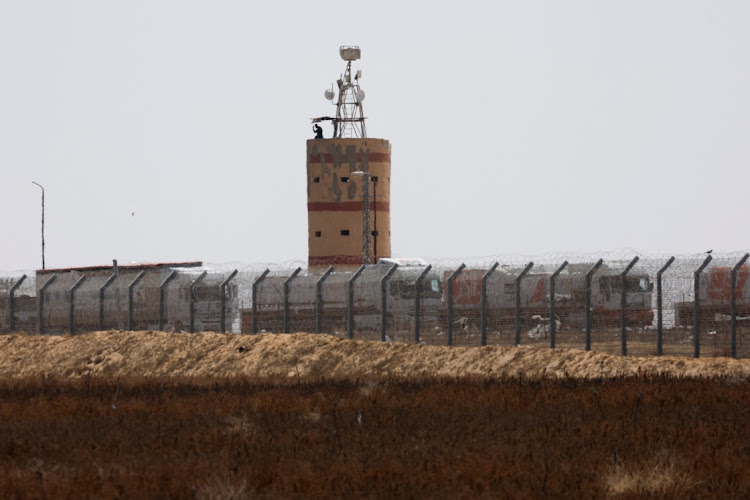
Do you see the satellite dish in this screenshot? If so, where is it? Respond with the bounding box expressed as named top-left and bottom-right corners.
top-left (324, 89), bottom-right (335, 100)
top-left (357, 89), bottom-right (365, 101)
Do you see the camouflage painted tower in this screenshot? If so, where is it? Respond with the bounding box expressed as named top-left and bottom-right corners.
top-left (307, 47), bottom-right (391, 269)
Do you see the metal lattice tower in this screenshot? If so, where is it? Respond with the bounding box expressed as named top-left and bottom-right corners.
top-left (314, 46), bottom-right (367, 139)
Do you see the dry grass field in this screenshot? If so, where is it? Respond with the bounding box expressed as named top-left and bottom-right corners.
top-left (1, 331), bottom-right (749, 497)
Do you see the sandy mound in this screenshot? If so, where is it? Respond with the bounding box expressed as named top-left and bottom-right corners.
top-left (0, 331), bottom-right (749, 380)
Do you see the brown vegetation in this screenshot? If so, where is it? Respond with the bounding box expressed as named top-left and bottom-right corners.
top-left (0, 375), bottom-right (749, 497)
top-left (1, 331), bottom-right (749, 497)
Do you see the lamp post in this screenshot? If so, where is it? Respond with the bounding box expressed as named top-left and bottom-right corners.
top-left (351, 171), bottom-right (371, 265)
top-left (31, 181), bottom-right (45, 270)
top-left (372, 176), bottom-right (377, 258)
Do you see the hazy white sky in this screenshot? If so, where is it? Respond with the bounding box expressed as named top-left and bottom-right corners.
top-left (1, 1), bottom-right (748, 271)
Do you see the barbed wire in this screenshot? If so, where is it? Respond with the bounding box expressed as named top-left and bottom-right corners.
top-left (1, 250), bottom-right (748, 358)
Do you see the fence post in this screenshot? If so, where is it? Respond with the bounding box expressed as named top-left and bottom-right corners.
top-left (69, 274), bottom-right (87, 335)
top-left (481, 263), bottom-right (499, 347)
top-left (98, 269), bottom-right (118, 331)
top-left (8, 275), bottom-right (27, 333)
top-left (251, 269), bottom-right (269, 334)
top-left (159, 270), bottom-right (177, 332)
top-left (731, 253), bottom-right (750, 358)
top-left (620, 257), bottom-right (639, 356)
top-left (348, 265), bottom-right (366, 339)
top-left (693, 255), bottom-right (712, 358)
top-left (128, 271), bottom-right (145, 331)
top-left (380, 264), bottom-right (399, 342)
top-left (549, 261), bottom-right (568, 349)
top-left (656, 257), bottom-right (675, 356)
top-left (515, 262), bottom-right (534, 346)
top-left (283, 267), bottom-right (302, 334)
top-left (414, 265), bottom-right (432, 344)
top-left (316, 266), bottom-right (334, 334)
top-left (585, 259), bottom-right (603, 351)
top-left (220, 270), bottom-right (238, 334)
top-left (189, 271), bottom-right (207, 333)
top-left (38, 274), bottom-right (56, 335)
top-left (447, 264), bottom-right (466, 347)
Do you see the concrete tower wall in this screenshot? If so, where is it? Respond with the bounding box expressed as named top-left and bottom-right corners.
top-left (307, 138), bottom-right (391, 269)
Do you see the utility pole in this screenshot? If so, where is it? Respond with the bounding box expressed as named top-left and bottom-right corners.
top-left (32, 181), bottom-right (45, 270)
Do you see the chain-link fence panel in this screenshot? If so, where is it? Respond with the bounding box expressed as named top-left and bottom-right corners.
top-left (72, 273), bottom-right (111, 334)
top-left (384, 267), bottom-right (416, 344)
top-left (351, 266), bottom-right (390, 342)
top-left (0, 271), bottom-right (36, 333)
top-left (319, 270), bottom-right (350, 337)
top-left (440, 265), bottom-right (498, 348)
top-left (253, 272), bottom-right (288, 334)
top-left (100, 275), bottom-right (127, 331)
top-left (36, 270), bottom-right (80, 335)
top-left (287, 273), bottom-right (317, 334)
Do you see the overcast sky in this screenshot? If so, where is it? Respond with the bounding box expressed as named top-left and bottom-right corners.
top-left (1, 1), bottom-right (748, 271)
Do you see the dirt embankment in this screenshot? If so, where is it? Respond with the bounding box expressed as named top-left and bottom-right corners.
top-left (1, 330), bottom-right (749, 380)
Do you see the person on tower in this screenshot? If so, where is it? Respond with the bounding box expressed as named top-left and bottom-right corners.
top-left (313, 124), bottom-right (323, 139)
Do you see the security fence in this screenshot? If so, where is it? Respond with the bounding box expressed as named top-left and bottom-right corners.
top-left (1, 251), bottom-right (749, 359)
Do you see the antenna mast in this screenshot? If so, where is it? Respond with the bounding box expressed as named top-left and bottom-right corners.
top-left (319, 46), bottom-right (367, 138)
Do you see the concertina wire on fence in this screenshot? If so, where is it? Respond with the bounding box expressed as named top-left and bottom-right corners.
top-left (1, 250), bottom-right (749, 359)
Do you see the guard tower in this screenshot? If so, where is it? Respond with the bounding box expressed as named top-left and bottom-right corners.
top-left (307, 46), bottom-right (392, 270)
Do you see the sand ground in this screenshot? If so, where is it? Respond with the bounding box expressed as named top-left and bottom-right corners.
top-left (1, 330), bottom-right (749, 380)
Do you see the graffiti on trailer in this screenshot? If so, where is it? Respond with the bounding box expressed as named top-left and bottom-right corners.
top-left (445, 272), bottom-right (549, 306)
top-left (530, 277), bottom-right (546, 305)
top-left (441, 270), bottom-right (480, 305)
top-left (709, 265), bottom-right (748, 301)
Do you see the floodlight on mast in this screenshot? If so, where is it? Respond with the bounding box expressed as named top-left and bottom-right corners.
top-left (339, 46), bottom-right (361, 61)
